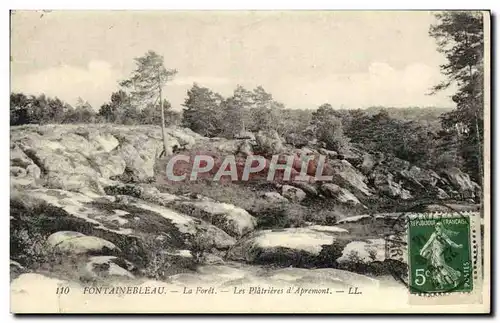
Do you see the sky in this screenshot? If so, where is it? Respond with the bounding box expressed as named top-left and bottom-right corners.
top-left (10, 10), bottom-right (455, 111)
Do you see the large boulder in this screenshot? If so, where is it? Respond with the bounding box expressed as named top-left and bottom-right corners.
top-left (441, 167), bottom-right (480, 199)
top-left (44, 173), bottom-right (105, 195)
top-left (81, 256), bottom-right (135, 281)
top-left (336, 239), bottom-right (386, 265)
top-left (359, 153), bottom-right (376, 174)
top-left (10, 128), bottom-right (114, 192)
top-left (175, 200), bottom-right (257, 237)
top-left (46, 231), bottom-right (87, 246)
top-left (436, 188), bottom-right (450, 200)
top-left (227, 227), bottom-right (347, 267)
top-left (289, 181), bottom-right (319, 197)
top-left (341, 146), bottom-right (365, 166)
top-left (112, 140), bottom-right (161, 181)
top-left (335, 238), bottom-right (406, 275)
top-left (262, 192), bottom-right (289, 203)
top-left (376, 158), bottom-right (446, 198)
top-left (282, 185), bottom-right (306, 202)
top-left (11, 143), bottom-right (42, 187)
top-left (372, 171), bottom-right (412, 200)
top-left (164, 127), bottom-right (201, 150)
top-left (11, 144), bottom-right (35, 168)
top-left (319, 148), bottom-right (338, 159)
top-left (90, 153), bottom-right (126, 179)
top-left (329, 159), bottom-right (372, 197)
top-left (87, 132), bottom-right (120, 153)
top-left (320, 183), bottom-right (362, 206)
top-left (13, 188), bottom-right (236, 253)
top-left (19, 135), bottom-right (98, 175)
top-left (255, 129), bottom-right (284, 155)
top-left (399, 165), bottom-right (442, 188)
top-left (10, 125), bottom-right (204, 190)
top-left (47, 231), bottom-right (120, 255)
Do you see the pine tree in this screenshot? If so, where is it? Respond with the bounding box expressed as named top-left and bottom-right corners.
top-left (429, 11), bottom-right (485, 184)
top-left (120, 50), bottom-right (177, 156)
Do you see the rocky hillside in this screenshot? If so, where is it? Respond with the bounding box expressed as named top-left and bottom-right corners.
top-left (10, 124), bottom-right (481, 288)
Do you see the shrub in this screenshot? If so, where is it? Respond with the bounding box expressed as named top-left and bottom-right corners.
top-left (140, 235), bottom-right (196, 280)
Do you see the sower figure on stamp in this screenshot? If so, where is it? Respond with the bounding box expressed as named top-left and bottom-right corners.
top-left (419, 222), bottom-right (464, 289)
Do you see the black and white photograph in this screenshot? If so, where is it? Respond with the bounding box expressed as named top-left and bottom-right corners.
top-left (8, 10), bottom-right (491, 313)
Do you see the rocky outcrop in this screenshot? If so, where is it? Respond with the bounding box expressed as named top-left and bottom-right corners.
top-left (289, 181), bottom-right (318, 197)
top-left (320, 183), bottom-right (362, 206)
top-left (441, 167), bottom-right (481, 199)
top-left (436, 188), bottom-right (450, 200)
top-left (47, 231), bottom-right (119, 255)
top-left (328, 159), bottom-right (372, 197)
top-left (12, 188), bottom-right (236, 253)
top-left (262, 192), bottom-right (289, 203)
top-left (175, 199), bottom-right (257, 237)
top-left (10, 125), bottom-right (203, 192)
top-left (255, 129), bottom-right (284, 155)
top-left (372, 171), bottom-right (412, 200)
top-left (282, 185), bottom-right (306, 202)
top-left (227, 227), bottom-right (348, 267)
top-left (336, 239), bottom-right (385, 265)
top-left (400, 165), bottom-right (442, 188)
top-left (81, 256), bottom-right (135, 281)
top-left (9, 124), bottom-right (481, 290)
top-left (318, 148), bottom-right (338, 159)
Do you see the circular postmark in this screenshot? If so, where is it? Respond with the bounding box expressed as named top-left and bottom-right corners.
top-left (384, 202), bottom-right (474, 295)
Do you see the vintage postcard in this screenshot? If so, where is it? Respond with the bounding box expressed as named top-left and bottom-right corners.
top-left (9, 10), bottom-right (490, 313)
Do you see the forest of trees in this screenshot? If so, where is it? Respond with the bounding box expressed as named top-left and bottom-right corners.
top-left (9, 11), bottom-right (485, 183)
top-left (8, 85), bottom-right (466, 178)
top-left (10, 91), bottom-right (181, 127)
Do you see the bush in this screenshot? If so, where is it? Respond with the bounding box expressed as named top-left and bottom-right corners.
top-left (139, 235), bottom-right (196, 281)
top-left (251, 202), bottom-right (306, 229)
top-left (10, 227), bottom-right (50, 269)
top-left (311, 104), bottom-right (350, 153)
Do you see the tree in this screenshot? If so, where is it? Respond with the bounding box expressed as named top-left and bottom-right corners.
top-left (429, 11), bottom-right (484, 184)
top-left (345, 109), bottom-right (436, 165)
top-left (220, 85), bottom-right (254, 138)
top-left (64, 97), bottom-right (96, 123)
top-left (249, 86), bottom-right (285, 134)
top-left (98, 90), bottom-right (135, 124)
top-left (140, 100), bottom-right (180, 125)
top-left (120, 50), bottom-right (177, 155)
top-left (311, 104), bottom-right (349, 152)
top-left (10, 93), bottom-right (31, 125)
top-left (182, 83), bottom-right (224, 137)
top-left (10, 93), bottom-right (74, 125)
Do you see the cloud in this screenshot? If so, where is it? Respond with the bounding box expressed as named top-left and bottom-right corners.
top-left (12, 61), bottom-right (453, 112)
top-left (12, 60), bottom-right (119, 109)
top-left (272, 62), bottom-right (454, 109)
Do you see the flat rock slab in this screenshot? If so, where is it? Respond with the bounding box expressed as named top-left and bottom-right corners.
top-left (47, 231), bottom-right (119, 255)
top-left (227, 226), bottom-right (349, 267)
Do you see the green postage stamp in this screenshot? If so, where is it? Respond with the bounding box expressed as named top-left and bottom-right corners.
top-left (408, 215), bottom-right (474, 294)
